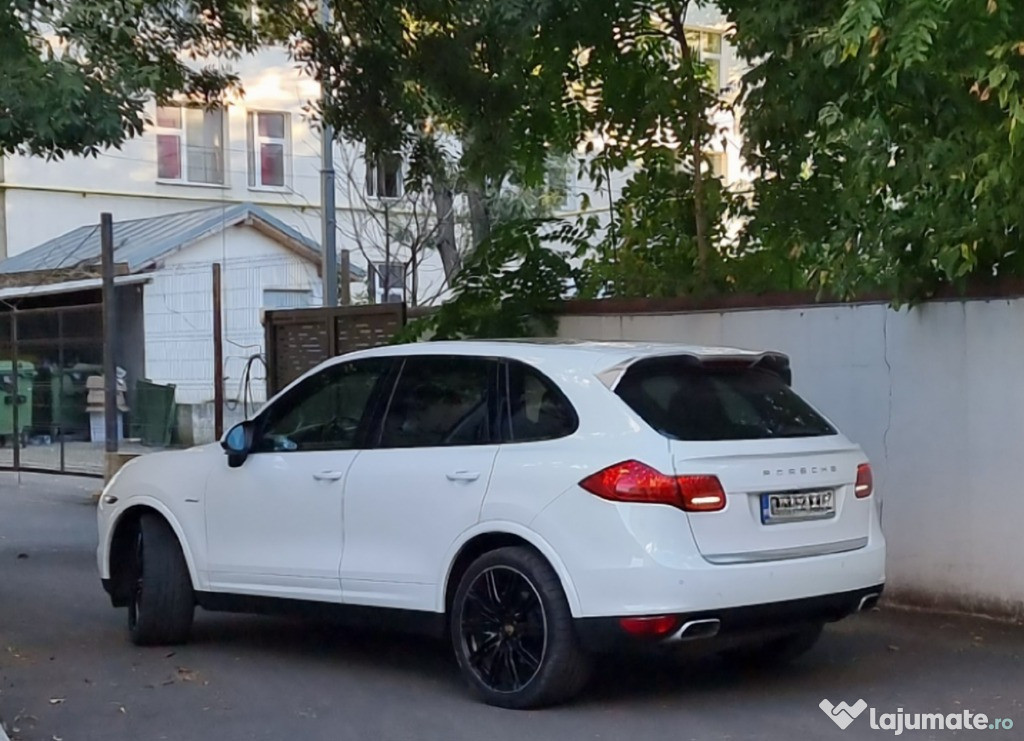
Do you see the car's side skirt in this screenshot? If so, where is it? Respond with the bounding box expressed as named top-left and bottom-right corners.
top-left (194, 591), bottom-right (448, 639)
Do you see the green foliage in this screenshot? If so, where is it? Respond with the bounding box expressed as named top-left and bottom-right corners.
top-left (2, 0), bottom-right (258, 157)
top-left (296, 0), bottom-right (743, 339)
top-left (718, 0), bottom-right (1024, 301)
top-left (16, 0), bottom-right (1018, 334)
top-left (579, 153), bottom-right (720, 298)
top-left (397, 218), bottom-right (583, 340)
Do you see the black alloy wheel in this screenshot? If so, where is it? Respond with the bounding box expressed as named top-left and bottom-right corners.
top-left (459, 565), bottom-right (547, 693)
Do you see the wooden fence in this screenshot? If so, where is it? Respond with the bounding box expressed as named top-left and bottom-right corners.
top-left (263, 304), bottom-right (406, 395)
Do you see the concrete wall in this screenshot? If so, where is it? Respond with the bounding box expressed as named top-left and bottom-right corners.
top-left (557, 299), bottom-right (1024, 620)
top-left (176, 400), bottom-right (262, 447)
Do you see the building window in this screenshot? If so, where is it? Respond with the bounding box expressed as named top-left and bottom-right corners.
top-left (365, 153), bottom-right (403, 199)
top-left (370, 262), bottom-right (405, 304)
top-left (263, 289), bottom-right (314, 309)
top-left (706, 151), bottom-right (727, 180)
top-left (685, 29), bottom-right (723, 90)
top-left (248, 111), bottom-right (290, 189)
top-left (155, 106), bottom-right (226, 185)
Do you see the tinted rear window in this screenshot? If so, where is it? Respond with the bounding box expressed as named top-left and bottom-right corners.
top-left (615, 358), bottom-right (836, 441)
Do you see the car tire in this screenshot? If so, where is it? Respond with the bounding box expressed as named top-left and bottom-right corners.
top-left (128, 513), bottom-right (195, 646)
top-left (718, 623), bottom-right (824, 669)
top-left (450, 546), bottom-right (591, 709)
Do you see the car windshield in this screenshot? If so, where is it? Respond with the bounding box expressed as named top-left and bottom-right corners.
top-left (615, 357), bottom-right (836, 441)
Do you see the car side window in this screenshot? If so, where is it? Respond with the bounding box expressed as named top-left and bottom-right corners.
top-left (256, 358), bottom-right (390, 452)
top-left (502, 361), bottom-right (578, 443)
top-left (379, 356), bottom-right (496, 448)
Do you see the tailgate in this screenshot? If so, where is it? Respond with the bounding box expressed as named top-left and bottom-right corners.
top-left (672, 438), bottom-right (870, 563)
top-left (612, 352), bottom-right (873, 564)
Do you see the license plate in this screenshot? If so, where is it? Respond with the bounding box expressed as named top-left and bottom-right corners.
top-left (760, 490), bottom-right (836, 524)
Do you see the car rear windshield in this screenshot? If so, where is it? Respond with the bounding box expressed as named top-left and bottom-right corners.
top-left (614, 357), bottom-right (837, 441)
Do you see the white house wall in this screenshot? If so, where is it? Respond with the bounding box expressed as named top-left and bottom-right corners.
top-left (144, 227), bottom-right (320, 404)
top-left (1, 45), bottom-right (450, 301)
top-left (557, 299), bottom-right (1024, 620)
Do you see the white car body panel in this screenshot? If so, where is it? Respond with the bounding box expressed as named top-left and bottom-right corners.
top-left (670, 436), bottom-right (870, 559)
top-left (340, 444), bottom-right (499, 610)
top-left (96, 445), bottom-right (216, 590)
top-left (204, 448), bottom-right (357, 601)
top-left (530, 479), bottom-right (885, 618)
top-left (97, 339), bottom-right (886, 630)
top-left (435, 519), bottom-right (584, 615)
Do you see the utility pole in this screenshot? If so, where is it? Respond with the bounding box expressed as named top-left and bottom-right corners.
top-left (212, 263), bottom-right (224, 439)
top-left (101, 213), bottom-right (118, 456)
top-left (320, 0), bottom-right (338, 308)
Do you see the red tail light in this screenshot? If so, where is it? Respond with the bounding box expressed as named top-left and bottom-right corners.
top-left (619, 615), bottom-right (679, 637)
top-left (677, 475), bottom-right (728, 512)
top-left (855, 463), bottom-right (873, 498)
top-left (579, 460), bottom-right (726, 512)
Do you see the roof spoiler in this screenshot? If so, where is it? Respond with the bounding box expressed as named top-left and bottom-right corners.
top-left (595, 351), bottom-right (792, 389)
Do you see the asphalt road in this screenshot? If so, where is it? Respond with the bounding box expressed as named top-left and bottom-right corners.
top-left (1, 473), bottom-right (1022, 741)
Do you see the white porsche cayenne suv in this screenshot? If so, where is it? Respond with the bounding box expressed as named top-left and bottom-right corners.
top-left (97, 340), bottom-right (885, 708)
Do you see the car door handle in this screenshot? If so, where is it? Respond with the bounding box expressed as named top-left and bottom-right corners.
top-left (446, 470), bottom-right (481, 482)
top-left (312, 470), bottom-right (344, 482)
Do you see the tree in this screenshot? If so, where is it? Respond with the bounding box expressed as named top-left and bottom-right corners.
top-left (335, 142), bottom-right (460, 307)
top-left (717, 0), bottom-right (1024, 301)
top-left (280, 1), bottom-right (728, 268)
top-left (279, 0), bottom-right (754, 338)
top-left (2, 0), bottom-right (258, 157)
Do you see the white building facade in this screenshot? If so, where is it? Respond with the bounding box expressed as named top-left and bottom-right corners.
top-left (0, 46), bottom-right (453, 309)
top-left (0, 8), bottom-right (744, 298)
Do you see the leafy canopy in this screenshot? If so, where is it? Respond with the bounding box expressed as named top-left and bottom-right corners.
top-left (1, 0), bottom-right (258, 158)
top-left (719, 0), bottom-right (1024, 300)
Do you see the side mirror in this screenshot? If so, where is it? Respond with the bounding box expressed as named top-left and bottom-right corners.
top-left (222, 421), bottom-right (255, 468)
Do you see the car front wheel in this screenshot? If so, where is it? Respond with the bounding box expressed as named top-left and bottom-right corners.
top-left (128, 513), bottom-right (195, 646)
top-left (451, 546), bottom-right (591, 709)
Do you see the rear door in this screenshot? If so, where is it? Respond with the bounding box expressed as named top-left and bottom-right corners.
top-left (615, 356), bottom-right (871, 563)
top-left (340, 354), bottom-right (501, 610)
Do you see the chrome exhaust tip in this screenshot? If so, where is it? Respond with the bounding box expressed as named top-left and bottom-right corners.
top-left (857, 593), bottom-right (881, 612)
top-left (669, 618), bottom-right (721, 642)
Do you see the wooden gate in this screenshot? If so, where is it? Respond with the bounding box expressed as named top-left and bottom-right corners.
top-left (263, 304), bottom-right (406, 394)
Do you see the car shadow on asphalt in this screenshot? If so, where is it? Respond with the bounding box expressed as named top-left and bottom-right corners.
top-left (188, 612), bottom-right (462, 680)
top-left (182, 610), bottom-right (865, 705)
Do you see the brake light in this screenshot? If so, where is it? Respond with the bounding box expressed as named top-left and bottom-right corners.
top-left (677, 475), bottom-right (728, 512)
top-left (855, 463), bottom-right (873, 498)
top-left (579, 461), bottom-right (726, 512)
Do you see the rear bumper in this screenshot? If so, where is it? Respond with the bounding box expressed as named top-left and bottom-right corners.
top-left (531, 488), bottom-right (887, 617)
top-left (575, 584), bottom-right (884, 653)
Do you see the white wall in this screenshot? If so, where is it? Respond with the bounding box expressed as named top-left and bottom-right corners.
top-left (557, 299), bottom-right (1024, 620)
top-left (144, 226), bottom-right (321, 404)
top-left (1, 46), bottom-right (450, 303)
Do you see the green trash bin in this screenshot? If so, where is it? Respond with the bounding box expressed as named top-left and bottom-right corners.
top-left (132, 379), bottom-right (177, 447)
top-left (50, 363), bottom-right (99, 440)
top-left (0, 360), bottom-right (35, 446)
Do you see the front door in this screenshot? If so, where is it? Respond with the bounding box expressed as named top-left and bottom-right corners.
top-left (204, 357), bottom-right (392, 601)
top-left (341, 354), bottom-right (500, 610)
